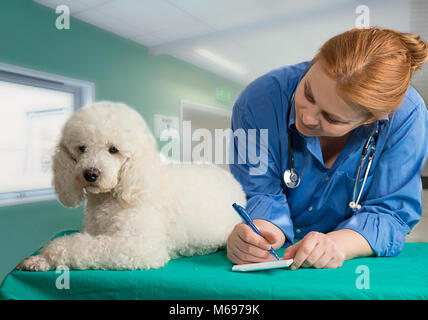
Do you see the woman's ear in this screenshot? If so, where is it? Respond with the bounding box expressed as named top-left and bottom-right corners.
top-left (52, 142), bottom-right (83, 208)
top-left (361, 114), bottom-right (378, 126)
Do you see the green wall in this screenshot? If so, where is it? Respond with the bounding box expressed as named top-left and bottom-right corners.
top-left (0, 0), bottom-right (244, 284)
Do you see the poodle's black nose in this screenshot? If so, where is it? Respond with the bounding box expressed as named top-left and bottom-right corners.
top-left (83, 168), bottom-right (100, 183)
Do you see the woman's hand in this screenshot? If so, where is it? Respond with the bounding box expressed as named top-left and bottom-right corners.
top-left (283, 231), bottom-right (345, 270)
top-left (227, 219), bottom-right (285, 264)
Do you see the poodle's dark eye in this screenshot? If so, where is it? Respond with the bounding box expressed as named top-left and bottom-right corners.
top-left (109, 146), bottom-right (119, 154)
top-left (79, 145), bottom-right (87, 153)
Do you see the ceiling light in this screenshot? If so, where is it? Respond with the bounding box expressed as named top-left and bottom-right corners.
top-left (195, 49), bottom-right (247, 75)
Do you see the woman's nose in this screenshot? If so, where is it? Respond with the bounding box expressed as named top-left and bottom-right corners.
top-left (302, 113), bottom-right (319, 128)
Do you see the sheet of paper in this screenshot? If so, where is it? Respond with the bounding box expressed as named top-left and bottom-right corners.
top-left (232, 259), bottom-right (294, 272)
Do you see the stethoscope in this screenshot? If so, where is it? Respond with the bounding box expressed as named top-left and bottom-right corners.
top-left (284, 83), bottom-right (381, 211)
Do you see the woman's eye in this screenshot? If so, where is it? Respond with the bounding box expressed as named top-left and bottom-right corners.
top-left (305, 93), bottom-right (315, 104)
top-left (326, 117), bottom-right (341, 124)
top-left (109, 146), bottom-right (119, 154)
top-left (321, 111), bottom-right (342, 125)
top-left (79, 145), bottom-right (87, 153)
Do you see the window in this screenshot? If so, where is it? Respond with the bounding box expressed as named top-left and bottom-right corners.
top-left (0, 63), bottom-right (94, 206)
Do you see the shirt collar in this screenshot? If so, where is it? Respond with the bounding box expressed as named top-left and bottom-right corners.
top-left (378, 114), bottom-right (390, 122)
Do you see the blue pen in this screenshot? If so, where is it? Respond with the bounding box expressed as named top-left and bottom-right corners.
top-left (232, 203), bottom-right (280, 260)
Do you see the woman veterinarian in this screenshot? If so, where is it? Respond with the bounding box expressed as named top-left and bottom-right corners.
top-left (227, 27), bottom-right (428, 270)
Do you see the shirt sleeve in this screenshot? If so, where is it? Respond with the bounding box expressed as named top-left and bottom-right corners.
top-left (229, 100), bottom-right (295, 248)
top-left (334, 102), bottom-right (428, 257)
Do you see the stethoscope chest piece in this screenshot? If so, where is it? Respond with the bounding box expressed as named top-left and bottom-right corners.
top-left (348, 201), bottom-right (362, 210)
top-left (283, 168), bottom-right (301, 188)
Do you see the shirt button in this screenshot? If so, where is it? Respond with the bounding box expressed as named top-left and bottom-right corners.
top-left (308, 206), bottom-right (313, 211)
top-left (296, 229), bottom-right (301, 234)
top-left (325, 176), bottom-right (330, 181)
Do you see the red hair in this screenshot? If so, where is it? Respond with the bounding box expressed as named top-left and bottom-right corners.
top-left (312, 27), bottom-right (428, 121)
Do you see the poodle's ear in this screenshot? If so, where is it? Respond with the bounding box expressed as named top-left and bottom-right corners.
top-left (52, 141), bottom-right (83, 208)
top-left (113, 137), bottom-right (160, 208)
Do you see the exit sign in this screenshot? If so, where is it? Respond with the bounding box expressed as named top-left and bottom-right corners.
top-left (216, 88), bottom-right (231, 104)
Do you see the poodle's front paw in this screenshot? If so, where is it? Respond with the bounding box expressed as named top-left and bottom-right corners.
top-left (17, 255), bottom-right (52, 271)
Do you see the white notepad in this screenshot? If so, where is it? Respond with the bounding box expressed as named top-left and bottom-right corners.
top-left (232, 259), bottom-right (294, 272)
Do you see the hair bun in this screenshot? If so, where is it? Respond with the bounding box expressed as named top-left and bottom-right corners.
top-left (397, 31), bottom-right (428, 72)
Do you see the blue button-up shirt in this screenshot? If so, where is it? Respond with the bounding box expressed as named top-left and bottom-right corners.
top-left (229, 60), bottom-right (428, 257)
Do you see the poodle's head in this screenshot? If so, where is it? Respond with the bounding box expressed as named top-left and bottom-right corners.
top-left (52, 101), bottom-right (159, 208)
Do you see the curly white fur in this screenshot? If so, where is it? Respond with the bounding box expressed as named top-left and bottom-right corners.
top-left (17, 101), bottom-right (245, 271)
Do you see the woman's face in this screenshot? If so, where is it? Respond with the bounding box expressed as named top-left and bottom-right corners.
top-left (294, 61), bottom-right (372, 138)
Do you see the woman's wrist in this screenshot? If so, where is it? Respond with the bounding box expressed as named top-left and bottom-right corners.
top-left (327, 229), bottom-right (374, 260)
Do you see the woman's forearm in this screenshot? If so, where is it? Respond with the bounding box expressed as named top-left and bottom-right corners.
top-left (326, 229), bottom-right (375, 260)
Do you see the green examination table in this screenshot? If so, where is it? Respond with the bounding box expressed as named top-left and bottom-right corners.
top-left (1, 230), bottom-right (427, 300)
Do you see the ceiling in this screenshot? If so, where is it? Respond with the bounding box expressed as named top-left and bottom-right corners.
top-left (33, 0), bottom-right (411, 85)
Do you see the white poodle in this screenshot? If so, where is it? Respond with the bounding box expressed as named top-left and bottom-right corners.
top-left (18, 101), bottom-right (245, 271)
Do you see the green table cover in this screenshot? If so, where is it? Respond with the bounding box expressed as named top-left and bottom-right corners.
top-left (1, 230), bottom-right (427, 300)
